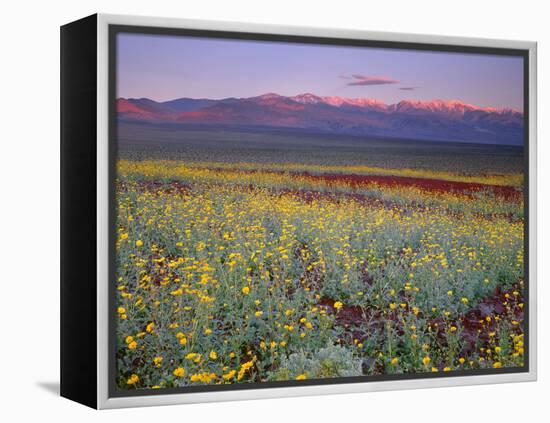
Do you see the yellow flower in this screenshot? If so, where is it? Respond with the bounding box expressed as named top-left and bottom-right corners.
top-left (333, 301), bottom-right (343, 311)
top-left (391, 357), bottom-right (399, 365)
top-left (255, 311), bottom-right (263, 317)
top-left (443, 367), bottom-right (451, 372)
top-left (459, 357), bottom-right (465, 364)
top-left (146, 322), bottom-right (155, 333)
top-left (173, 367), bottom-right (185, 377)
top-left (128, 341), bottom-right (137, 350)
top-left (209, 351), bottom-right (218, 360)
top-left (295, 374), bottom-right (307, 380)
top-left (126, 374), bottom-right (139, 385)
top-left (447, 290), bottom-right (453, 296)
top-left (422, 356), bottom-right (431, 366)
top-left (117, 307), bottom-right (126, 314)
top-left (135, 240), bottom-right (143, 247)
top-left (389, 303), bottom-right (396, 310)
top-left (190, 372), bottom-right (216, 383)
top-left (222, 370), bottom-right (236, 380)
top-left (125, 335), bottom-right (134, 344)
top-left (153, 356), bottom-right (163, 367)
top-left (461, 297), bottom-right (469, 305)
top-left (495, 346), bottom-right (502, 353)
top-left (237, 360), bottom-right (255, 381)
top-left (242, 286), bottom-right (250, 295)
top-left (493, 362), bottom-right (503, 369)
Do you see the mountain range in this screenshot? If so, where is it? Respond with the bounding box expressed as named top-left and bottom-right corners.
top-left (117, 93), bottom-right (524, 145)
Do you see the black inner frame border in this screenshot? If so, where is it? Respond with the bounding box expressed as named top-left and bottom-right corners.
top-left (108, 23), bottom-right (530, 399)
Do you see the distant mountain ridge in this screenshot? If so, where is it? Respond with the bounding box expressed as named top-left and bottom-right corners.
top-left (117, 93), bottom-right (524, 145)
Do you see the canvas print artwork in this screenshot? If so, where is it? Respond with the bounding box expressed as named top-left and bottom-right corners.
top-left (114, 32), bottom-right (526, 392)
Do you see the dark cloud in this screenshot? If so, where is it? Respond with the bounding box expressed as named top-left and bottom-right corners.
top-left (399, 86), bottom-right (419, 91)
top-left (344, 74), bottom-right (399, 86)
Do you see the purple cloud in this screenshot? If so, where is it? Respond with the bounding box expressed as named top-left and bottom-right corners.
top-left (344, 74), bottom-right (399, 86)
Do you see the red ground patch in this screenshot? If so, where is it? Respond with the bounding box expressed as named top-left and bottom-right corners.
top-left (204, 166), bottom-right (522, 200)
top-left (297, 172), bottom-right (522, 200)
top-left (321, 282), bottom-right (524, 363)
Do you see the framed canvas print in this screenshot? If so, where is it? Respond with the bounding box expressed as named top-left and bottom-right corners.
top-left (60, 13), bottom-right (537, 409)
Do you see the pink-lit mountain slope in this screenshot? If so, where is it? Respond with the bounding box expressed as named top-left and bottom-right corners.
top-left (117, 93), bottom-right (523, 145)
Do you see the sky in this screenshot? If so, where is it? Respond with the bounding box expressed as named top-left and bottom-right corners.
top-left (117, 32), bottom-right (524, 111)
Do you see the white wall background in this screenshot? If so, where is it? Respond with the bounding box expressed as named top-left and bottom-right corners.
top-left (1, 0), bottom-right (546, 421)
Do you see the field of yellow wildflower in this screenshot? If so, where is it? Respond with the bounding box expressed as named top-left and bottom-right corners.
top-left (115, 158), bottom-right (525, 390)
